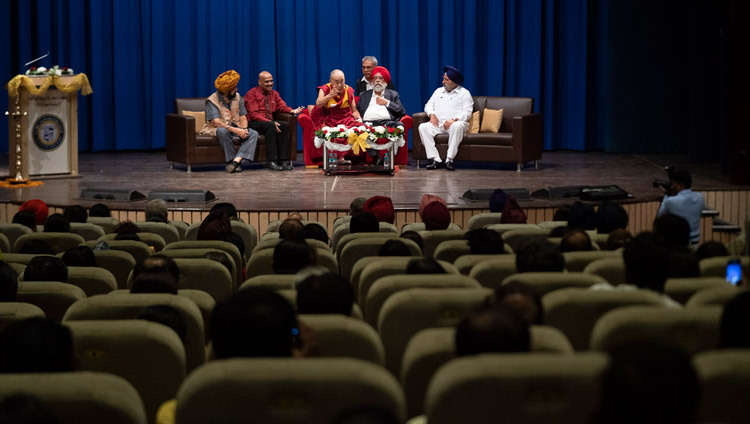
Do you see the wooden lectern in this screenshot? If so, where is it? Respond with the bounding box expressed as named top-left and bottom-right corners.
top-left (6, 74), bottom-right (92, 180)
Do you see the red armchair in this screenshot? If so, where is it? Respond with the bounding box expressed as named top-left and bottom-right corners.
top-left (298, 101), bottom-right (412, 167)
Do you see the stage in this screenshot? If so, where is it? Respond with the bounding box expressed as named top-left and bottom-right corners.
top-left (1, 150), bottom-right (747, 242)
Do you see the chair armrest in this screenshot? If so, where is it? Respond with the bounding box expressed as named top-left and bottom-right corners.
top-left (165, 113), bottom-right (195, 162)
top-left (411, 112), bottom-right (429, 159)
top-left (399, 115), bottom-right (413, 132)
top-left (511, 113), bottom-right (544, 162)
top-left (297, 110), bottom-right (314, 130)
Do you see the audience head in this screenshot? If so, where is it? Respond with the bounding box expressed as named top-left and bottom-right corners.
top-left (12, 211), bottom-right (37, 232)
top-left (0, 261), bottom-right (19, 302)
top-left (279, 218), bottom-right (304, 240)
top-left (378, 239), bottom-right (411, 256)
top-left (350, 212), bottom-right (379, 233)
top-left (130, 267), bottom-right (179, 295)
top-left (300, 223), bottom-right (329, 245)
top-left (598, 343), bottom-right (699, 424)
top-left (406, 258), bottom-right (445, 274)
top-left (18, 199), bottom-right (48, 226)
top-left (211, 287), bottom-right (298, 359)
top-left (653, 213), bottom-right (690, 249)
top-left (419, 194), bottom-right (451, 231)
top-left (114, 221), bottom-right (141, 235)
top-left (43, 214), bottom-right (69, 233)
top-left (197, 211), bottom-right (231, 241)
top-left (665, 249), bottom-right (700, 279)
top-left (606, 228), bottom-right (633, 250)
top-left (137, 305), bottom-right (187, 342)
top-left (132, 255), bottom-right (180, 289)
top-left (363, 196), bottom-right (395, 224)
top-left (297, 272), bottom-right (353, 316)
top-left (145, 199), bottom-right (169, 223)
top-left (61, 246), bottom-right (97, 267)
top-left (273, 238), bottom-right (315, 274)
top-left (559, 228), bottom-right (593, 252)
top-left (623, 232), bottom-right (670, 293)
top-left (494, 281), bottom-right (543, 325)
top-left (567, 201), bottom-right (597, 230)
top-left (455, 305), bottom-right (530, 357)
top-left (0, 318), bottom-right (75, 373)
top-left (17, 240), bottom-right (54, 255)
top-left (63, 204), bottom-right (88, 223)
top-left (210, 202), bottom-right (239, 220)
top-left (695, 241), bottom-right (729, 261)
top-left (349, 197), bottom-right (366, 216)
top-left (553, 205), bottom-right (571, 222)
top-left (596, 201), bottom-right (629, 233)
top-left (669, 168), bottom-right (693, 190)
top-left (515, 240), bottom-right (564, 273)
top-left (489, 189), bottom-right (509, 213)
top-left (720, 292), bottom-right (750, 349)
top-left (24, 256), bottom-right (68, 283)
top-left (465, 229), bottom-right (504, 254)
top-left (400, 231), bottom-right (424, 252)
top-left (361, 56), bottom-right (378, 79)
top-left (88, 203), bottom-right (111, 217)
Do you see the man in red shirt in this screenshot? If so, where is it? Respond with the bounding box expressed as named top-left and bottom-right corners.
top-left (244, 71), bottom-right (303, 171)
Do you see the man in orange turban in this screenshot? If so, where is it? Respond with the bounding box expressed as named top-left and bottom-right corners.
top-left (201, 70), bottom-right (259, 173)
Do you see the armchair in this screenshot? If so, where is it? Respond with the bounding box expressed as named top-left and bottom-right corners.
top-left (411, 96), bottom-right (543, 171)
top-left (166, 98), bottom-right (297, 173)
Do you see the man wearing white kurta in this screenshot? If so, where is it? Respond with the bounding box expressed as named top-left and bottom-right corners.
top-left (419, 66), bottom-right (474, 171)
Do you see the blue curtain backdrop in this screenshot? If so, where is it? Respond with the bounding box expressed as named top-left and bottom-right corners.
top-left (1, 0), bottom-right (727, 161)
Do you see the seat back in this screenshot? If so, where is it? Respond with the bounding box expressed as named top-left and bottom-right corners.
top-left (378, 287), bottom-right (492, 375)
top-left (485, 223), bottom-right (540, 235)
top-left (502, 228), bottom-right (551, 252)
top-left (92, 249), bottom-right (137, 289)
top-left (537, 220), bottom-right (568, 230)
top-left (15, 232), bottom-right (86, 254)
top-left (419, 230), bottom-right (466, 258)
top-left (590, 306), bottom-right (722, 354)
top-left (502, 272), bottom-right (608, 297)
top-left (64, 266), bottom-right (118, 296)
top-left (163, 241), bottom-right (242, 287)
top-left (0, 372), bottom-right (147, 424)
top-left (17, 281), bottom-right (87, 322)
top-left (69, 222), bottom-right (106, 241)
top-left (340, 237), bottom-right (421, 280)
top-left (664, 277), bottom-right (732, 304)
top-left (67, 320), bottom-right (186, 421)
top-left (240, 274), bottom-right (297, 291)
top-left (433, 239), bottom-right (471, 263)
top-left (0, 302), bottom-right (46, 333)
top-left (1, 252), bottom-right (54, 265)
top-left (686, 286), bottom-right (743, 308)
top-left (357, 257), bottom-right (458, 304)
top-left (253, 237), bottom-right (330, 254)
top-left (467, 212), bottom-right (504, 230)
top-left (87, 216), bottom-right (121, 233)
top-left (453, 253), bottom-right (512, 274)
top-left (133, 221), bottom-right (180, 245)
top-left (401, 222), bottom-right (462, 233)
top-left (231, 220), bottom-right (258, 261)
top-left (583, 257), bottom-right (626, 286)
top-left (63, 294), bottom-right (205, 372)
top-left (170, 258), bottom-right (233, 302)
top-left (468, 256), bottom-right (518, 289)
top-left (563, 250), bottom-right (621, 272)
top-left (693, 349), bottom-right (750, 424)
top-left (300, 314), bottom-right (385, 365)
top-left (425, 353), bottom-right (608, 424)
top-left (333, 224), bottom-right (399, 254)
top-left (700, 255), bottom-right (750, 278)
top-left (0, 223), bottom-right (33, 252)
top-left (158, 248), bottom-right (238, 289)
top-left (169, 220), bottom-right (189, 240)
top-left (543, 288), bottom-right (667, 351)
top-left (174, 358), bottom-right (406, 424)
top-left (99, 232), bottom-right (166, 252)
top-left (82, 240), bottom-right (152, 266)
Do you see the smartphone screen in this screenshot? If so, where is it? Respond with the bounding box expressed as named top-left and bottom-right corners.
top-left (726, 259), bottom-right (742, 286)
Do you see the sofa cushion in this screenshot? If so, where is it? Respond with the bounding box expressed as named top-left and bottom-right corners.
top-left (468, 111), bottom-right (480, 134)
top-left (175, 98), bottom-right (207, 113)
top-left (181, 110), bottom-right (206, 133)
top-left (480, 108), bottom-right (503, 133)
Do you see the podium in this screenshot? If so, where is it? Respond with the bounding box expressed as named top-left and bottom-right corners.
top-left (6, 74), bottom-right (92, 180)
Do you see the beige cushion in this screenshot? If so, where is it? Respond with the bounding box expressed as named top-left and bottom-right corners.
top-left (17, 281), bottom-right (87, 322)
top-left (693, 349), bottom-right (750, 424)
top-left (467, 111), bottom-right (480, 134)
top-left (181, 110), bottom-right (206, 133)
top-left (0, 302), bottom-right (46, 333)
top-left (479, 108), bottom-right (503, 133)
top-left (300, 314), bottom-right (385, 365)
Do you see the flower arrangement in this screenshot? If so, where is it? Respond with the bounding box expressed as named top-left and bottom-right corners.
top-left (315, 124), bottom-right (405, 145)
top-left (367, 125), bottom-right (405, 144)
top-left (25, 65), bottom-right (75, 76)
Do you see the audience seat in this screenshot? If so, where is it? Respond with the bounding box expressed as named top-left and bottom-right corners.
top-left (253, 237), bottom-right (329, 254)
top-left (87, 216), bottom-right (121, 233)
top-left (62, 266), bottom-right (118, 296)
top-left (15, 232), bottom-right (85, 254)
top-left (163, 241), bottom-right (242, 287)
top-left (501, 228), bottom-right (551, 253)
top-left (468, 256), bottom-right (518, 289)
top-left (169, 221), bottom-right (189, 241)
top-left (0, 302), bottom-right (46, 333)
top-left (537, 220), bottom-right (568, 230)
top-left (686, 286), bottom-right (744, 308)
top-left (99, 232), bottom-right (166, 252)
top-left (501, 272), bottom-right (608, 297)
top-left (418, 230), bottom-right (466, 258)
top-left (82, 240), bottom-right (152, 266)
top-left (0, 223), bottom-right (33, 252)
top-left (67, 320), bottom-right (186, 422)
top-left (401, 326), bottom-right (574, 417)
top-left (174, 358), bottom-right (406, 424)
top-left (378, 287), bottom-right (492, 375)
top-left (2, 252), bottom-right (54, 265)
top-left (240, 274), bottom-right (297, 292)
top-left (467, 212), bottom-right (504, 230)
top-left (453, 253), bottom-right (512, 275)
top-left (91, 249), bottom-right (137, 290)
top-left (0, 232), bottom-right (11, 253)
top-left (158, 248), bottom-right (238, 290)
top-left (693, 349), bottom-right (750, 424)
top-left (582, 257), bottom-right (626, 286)
top-left (543, 288), bottom-right (667, 351)
top-left (401, 222), bottom-right (462, 233)
top-left (69, 222), bottom-right (106, 241)
top-left (230, 221), bottom-right (258, 260)
top-left (265, 219), bottom-right (328, 235)
top-left (356, 257), bottom-right (458, 304)
top-left (664, 277), bottom-right (732, 304)
top-left (424, 353), bottom-right (608, 424)
top-left (332, 222), bottom-right (399, 253)
top-left (563, 250), bottom-right (621, 272)
top-left (0, 372), bottom-right (147, 424)
top-left (245, 248), bottom-right (337, 279)
top-left (133, 221), bottom-right (181, 245)
top-left (340, 237), bottom-right (421, 280)
top-left (433, 240), bottom-right (514, 264)
top-left (300, 314), bottom-right (385, 365)
top-left (63, 293), bottom-right (205, 372)
top-left (17, 281), bottom-right (87, 322)
top-left (332, 215), bottom-right (351, 232)
top-left (485, 223), bottom-right (540, 234)
top-left (700, 255), bottom-right (750, 278)
top-left (153, 258), bottom-right (232, 302)
top-left (590, 306), bottom-right (722, 355)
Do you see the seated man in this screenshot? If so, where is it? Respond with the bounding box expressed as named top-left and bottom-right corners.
top-left (356, 66), bottom-right (406, 165)
top-left (203, 70), bottom-right (259, 173)
top-left (311, 69), bottom-right (362, 129)
top-left (244, 71), bottom-right (304, 171)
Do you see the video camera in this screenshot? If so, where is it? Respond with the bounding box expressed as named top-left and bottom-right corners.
top-left (652, 166), bottom-right (676, 192)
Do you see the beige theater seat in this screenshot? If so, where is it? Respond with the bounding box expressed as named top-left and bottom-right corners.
top-left (693, 349), bottom-right (750, 424)
top-left (159, 248), bottom-right (237, 289)
top-left (340, 237), bottom-right (421, 280)
top-left (0, 232), bottom-right (11, 253)
top-left (265, 219), bottom-right (328, 235)
top-left (300, 314), bottom-right (385, 365)
top-left (425, 353), bottom-right (609, 424)
top-left (82, 240), bottom-right (152, 266)
top-left (467, 212), bottom-right (504, 230)
top-left (537, 220), bottom-right (568, 230)
top-left (501, 228), bottom-right (551, 253)
top-left (590, 306), bottom-right (722, 354)
top-left (0, 372), bottom-right (147, 424)
top-left (0, 223), bottom-right (33, 252)
top-left (87, 216), bottom-right (121, 233)
top-left (686, 286), bottom-right (744, 308)
top-left (163, 241), bottom-right (242, 287)
top-left (543, 287), bottom-right (667, 351)
top-left (332, 221), bottom-right (398, 253)
top-left (134, 221), bottom-right (181, 245)
top-left (91, 249), bottom-right (137, 289)
top-left (401, 222), bottom-right (462, 233)
top-left (334, 230), bottom-right (399, 259)
top-left (253, 237), bottom-right (329, 255)
top-left (700, 255), bottom-right (750, 278)
top-left (0, 302), bottom-right (46, 333)
top-left (2, 252), bottom-right (54, 265)
top-left (357, 257), bottom-right (458, 304)
top-left (401, 326), bottom-right (573, 417)
top-left (54, 266), bottom-right (118, 296)
top-left (245, 248), bottom-right (337, 279)
top-left (63, 293), bottom-right (205, 372)
top-left (174, 358), bottom-right (405, 424)
top-left (69, 222), bottom-right (106, 241)
top-left (378, 287), bottom-right (493, 375)
top-left (99, 232), bottom-right (166, 252)
top-left (230, 221), bottom-right (258, 260)
top-left (15, 232), bottom-right (85, 254)
top-left (453, 253), bottom-right (512, 275)
top-left (240, 274), bottom-right (297, 291)
top-left (418, 230), bottom-right (466, 258)
top-left (485, 223), bottom-right (540, 234)
top-left (564, 250), bottom-right (621, 272)
top-left (664, 277), bottom-right (732, 304)
top-left (468, 255), bottom-right (518, 289)
top-left (67, 320), bottom-right (186, 422)
top-left (364, 275), bottom-right (481, 326)
top-left (156, 258), bottom-right (233, 302)
top-left (169, 221), bottom-right (189, 240)
top-left (583, 257), bottom-right (626, 286)
top-left (501, 272), bottom-right (608, 297)
top-left (17, 281), bottom-right (87, 322)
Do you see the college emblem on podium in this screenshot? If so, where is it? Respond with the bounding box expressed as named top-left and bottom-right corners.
top-left (32, 114), bottom-right (66, 151)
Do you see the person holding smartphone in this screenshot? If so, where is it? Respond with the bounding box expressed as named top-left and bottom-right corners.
top-left (656, 168), bottom-right (705, 245)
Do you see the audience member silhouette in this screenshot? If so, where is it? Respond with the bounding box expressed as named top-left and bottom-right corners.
top-left (0, 261), bottom-right (19, 302)
top-left (300, 223), bottom-right (329, 245)
top-left (515, 241), bottom-right (565, 273)
top-left (43, 214), bottom-right (70, 233)
top-left (653, 213), bottom-right (691, 249)
top-left (596, 201), bottom-right (629, 234)
top-left (279, 218), bottom-right (304, 239)
top-left (297, 273), bottom-right (354, 316)
top-left (455, 305), bottom-right (530, 356)
top-left (720, 292), bottom-right (750, 349)
top-left (350, 212), bottom-right (379, 233)
top-left (494, 281), bottom-right (543, 325)
top-left (61, 246), bottom-right (97, 268)
top-left (0, 318), bottom-right (75, 373)
top-left (63, 204), bottom-right (88, 223)
top-left (88, 203), bottom-right (112, 217)
top-left (406, 258), bottom-right (445, 274)
top-left (137, 305), bottom-right (188, 342)
top-left (465, 229), bottom-right (505, 254)
top-left (24, 256), bottom-right (68, 283)
top-left (560, 228), bottom-right (593, 252)
top-left (273, 238), bottom-right (315, 274)
top-left (12, 211), bottom-right (37, 232)
top-left (695, 241), bottom-right (728, 261)
top-left (378, 239), bottom-right (411, 256)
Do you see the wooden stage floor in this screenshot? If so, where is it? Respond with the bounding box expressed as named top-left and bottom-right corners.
top-left (0, 151), bottom-right (742, 212)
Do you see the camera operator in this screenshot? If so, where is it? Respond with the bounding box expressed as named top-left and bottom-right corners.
top-left (656, 168), bottom-right (705, 245)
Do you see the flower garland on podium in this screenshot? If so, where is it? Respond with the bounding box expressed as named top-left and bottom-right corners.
top-left (314, 124), bottom-right (405, 156)
top-left (7, 67), bottom-right (93, 98)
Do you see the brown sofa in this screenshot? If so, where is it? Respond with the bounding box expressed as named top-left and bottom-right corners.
top-left (166, 98), bottom-right (298, 172)
top-left (411, 96), bottom-right (543, 171)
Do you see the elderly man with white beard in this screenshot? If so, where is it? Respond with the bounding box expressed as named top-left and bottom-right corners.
top-left (356, 66), bottom-right (406, 165)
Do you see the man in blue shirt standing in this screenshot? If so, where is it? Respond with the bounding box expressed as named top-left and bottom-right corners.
top-left (657, 168), bottom-right (705, 244)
